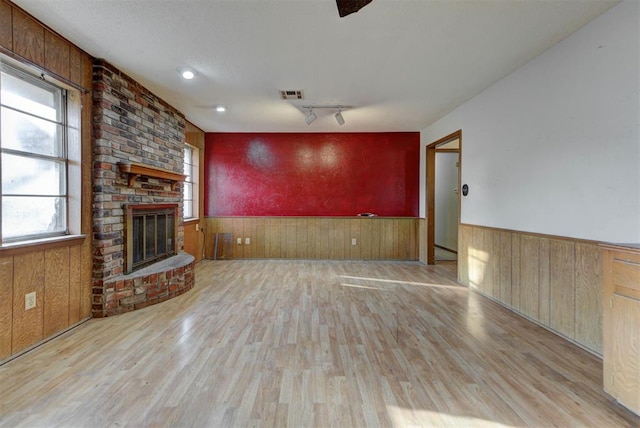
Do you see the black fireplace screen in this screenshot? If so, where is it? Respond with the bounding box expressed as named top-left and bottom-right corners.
top-left (126, 204), bottom-right (177, 273)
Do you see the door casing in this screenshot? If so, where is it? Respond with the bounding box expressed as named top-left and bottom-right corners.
top-left (426, 130), bottom-right (462, 264)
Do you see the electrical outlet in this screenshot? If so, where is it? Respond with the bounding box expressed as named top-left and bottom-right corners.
top-left (25, 292), bottom-right (36, 310)
top-left (245, 237), bottom-right (250, 245)
top-left (237, 237), bottom-right (242, 245)
top-left (352, 238), bottom-right (357, 246)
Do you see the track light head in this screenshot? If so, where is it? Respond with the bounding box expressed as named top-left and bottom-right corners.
top-left (305, 109), bottom-right (317, 125)
top-left (300, 105), bottom-right (352, 125)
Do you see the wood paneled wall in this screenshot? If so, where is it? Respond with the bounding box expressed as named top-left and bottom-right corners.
top-left (183, 121), bottom-right (205, 263)
top-left (184, 222), bottom-right (205, 263)
top-left (203, 217), bottom-right (418, 261)
top-left (458, 223), bottom-right (602, 354)
top-left (0, 242), bottom-right (90, 361)
top-left (0, 1), bottom-right (94, 362)
top-left (0, 1), bottom-right (91, 89)
top-left (418, 218), bottom-right (426, 264)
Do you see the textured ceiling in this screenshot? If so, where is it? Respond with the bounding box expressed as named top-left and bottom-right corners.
top-left (12, 0), bottom-right (618, 133)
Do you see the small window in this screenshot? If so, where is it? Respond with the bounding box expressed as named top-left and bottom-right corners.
top-left (0, 62), bottom-right (70, 242)
top-left (183, 143), bottom-right (199, 219)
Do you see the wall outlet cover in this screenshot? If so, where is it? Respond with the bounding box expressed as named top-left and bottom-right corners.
top-left (25, 292), bottom-right (36, 310)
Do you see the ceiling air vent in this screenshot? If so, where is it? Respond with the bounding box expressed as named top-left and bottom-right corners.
top-left (280, 90), bottom-right (304, 100)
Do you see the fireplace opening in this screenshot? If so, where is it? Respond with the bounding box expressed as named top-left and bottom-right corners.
top-left (125, 204), bottom-right (178, 274)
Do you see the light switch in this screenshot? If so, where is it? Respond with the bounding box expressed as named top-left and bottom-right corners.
top-left (237, 237), bottom-right (242, 245)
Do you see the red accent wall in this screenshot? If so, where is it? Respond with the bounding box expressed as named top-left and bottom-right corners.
top-left (204, 133), bottom-right (420, 217)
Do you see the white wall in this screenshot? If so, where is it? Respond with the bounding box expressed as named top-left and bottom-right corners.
top-left (435, 152), bottom-right (458, 250)
top-left (420, 0), bottom-right (640, 243)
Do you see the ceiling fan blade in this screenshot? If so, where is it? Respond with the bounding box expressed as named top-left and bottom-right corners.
top-left (336, 0), bottom-right (373, 18)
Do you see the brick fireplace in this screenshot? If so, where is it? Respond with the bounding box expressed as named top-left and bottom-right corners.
top-left (92, 60), bottom-right (194, 317)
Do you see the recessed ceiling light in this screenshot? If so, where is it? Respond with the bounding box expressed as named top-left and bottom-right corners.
top-left (177, 67), bottom-right (197, 80)
top-left (215, 105), bottom-right (226, 113)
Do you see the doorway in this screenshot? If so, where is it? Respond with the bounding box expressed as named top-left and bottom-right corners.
top-left (426, 130), bottom-right (461, 264)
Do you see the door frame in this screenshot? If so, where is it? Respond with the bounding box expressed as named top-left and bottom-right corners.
top-left (426, 129), bottom-right (462, 264)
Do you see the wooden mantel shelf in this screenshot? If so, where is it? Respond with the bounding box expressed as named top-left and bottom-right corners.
top-left (117, 162), bottom-right (186, 190)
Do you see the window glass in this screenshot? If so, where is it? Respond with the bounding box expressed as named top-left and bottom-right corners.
top-left (183, 144), bottom-right (198, 219)
top-left (184, 147), bottom-right (191, 172)
top-left (2, 196), bottom-right (66, 239)
top-left (0, 62), bottom-right (68, 242)
top-left (2, 154), bottom-right (65, 195)
top-left (1, 107), bottom-right (64, 156)
top-left (183, 182), bottom-right (193, 218)
top-left (1, 71), bottom-right (61, 121)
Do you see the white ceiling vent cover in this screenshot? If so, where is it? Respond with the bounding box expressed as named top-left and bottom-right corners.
top-left (280, 90), bottom-right (304, 100)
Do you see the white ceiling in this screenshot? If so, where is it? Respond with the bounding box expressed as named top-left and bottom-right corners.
top-left (13, 0), bottom-right (618, 133)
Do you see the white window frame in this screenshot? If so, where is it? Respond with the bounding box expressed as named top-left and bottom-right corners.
top-left (183, 143), bottom-right (199, 220)
top-left (0, 56), bottom-right (81, 245)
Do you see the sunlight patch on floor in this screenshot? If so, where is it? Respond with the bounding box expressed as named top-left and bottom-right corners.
top-left (339, 275), bottom-right (462, 289)
top-left (466, 292), bottom-right (487, 340)
top-left (387, 405), bottom-right (515, 428)
top-left (340, 283), bottom-right (392, 291)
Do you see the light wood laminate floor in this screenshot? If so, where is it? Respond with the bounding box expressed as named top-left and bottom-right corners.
top-left (0, 260), bottom-right (638, 427)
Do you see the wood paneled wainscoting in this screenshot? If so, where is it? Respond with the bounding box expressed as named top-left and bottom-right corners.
top-left (458, 223), bottom-right (602, 355)
top-left (203, 217), bottom-right (419, 261)
top-left (183, 221), bottom-right (205, 263)
top-left (0, 239), bottom-right (92, 363)
top-left (418, 218), bottom-right (427, 264)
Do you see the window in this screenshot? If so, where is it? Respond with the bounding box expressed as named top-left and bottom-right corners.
top-left (0, 62), bottom-right (71, 242)
top-left (183, 143), bottom-right (199, 219)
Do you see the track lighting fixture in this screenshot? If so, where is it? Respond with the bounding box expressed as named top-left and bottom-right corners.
top-left (301, 105), bottom-right (352, 126)
top-left (305, 109), bottom-right (317, 125)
